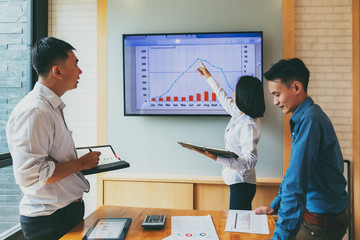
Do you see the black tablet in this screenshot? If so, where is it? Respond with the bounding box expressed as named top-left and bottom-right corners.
top-left (82, 218), bottom-right (132, 240)
top-left (178, 141), bottom-right (238, 158)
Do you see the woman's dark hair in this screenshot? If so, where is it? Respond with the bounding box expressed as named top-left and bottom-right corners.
top-left (31, 37), bottom-right (75, 76)
top-left (264, 58), bottom-right (310, 93)
top-left (235, 76), bottom-right (265, 118)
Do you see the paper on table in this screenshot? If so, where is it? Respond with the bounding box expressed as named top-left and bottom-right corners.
top-left (225, 210), bottom-right (269, 234)
top-left (171, 215), bottom-right (219, 240)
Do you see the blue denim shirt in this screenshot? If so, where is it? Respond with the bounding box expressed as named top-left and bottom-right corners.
top-left (270, 97), bottom-right (348, 240)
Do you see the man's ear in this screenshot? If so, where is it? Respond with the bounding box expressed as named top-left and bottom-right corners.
top-left (293, 81), bottom-right (302, 94)
top-left (52, 65), bottom-right (62, 79)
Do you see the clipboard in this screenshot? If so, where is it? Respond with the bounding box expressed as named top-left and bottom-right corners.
top-left (76, 145), bottom-right (130, 175)
top-left (178, 141), bottom-right (238, 158)
top-left (82, 218), bottom-right (132, 240)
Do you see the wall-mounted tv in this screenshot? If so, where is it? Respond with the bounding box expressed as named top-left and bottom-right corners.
top-left (123, 32), bottom-right (263, 116)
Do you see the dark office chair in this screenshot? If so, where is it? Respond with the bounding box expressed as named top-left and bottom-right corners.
top-left (0, 153), bottom-right (12, 168)
top-left (343, 160), bottom-right (351, 240)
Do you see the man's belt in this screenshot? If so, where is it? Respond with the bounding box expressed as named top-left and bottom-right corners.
top-left (303, 208), bottom-right (348, 229)
top-left (73, 197), bottom-right (83, 203)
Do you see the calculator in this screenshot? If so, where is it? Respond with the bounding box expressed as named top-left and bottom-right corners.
top-left (141, 215), bottom-right (166, 229)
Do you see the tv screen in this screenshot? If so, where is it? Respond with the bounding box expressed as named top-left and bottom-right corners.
top-left (123, 32), bottom-right (263, 116)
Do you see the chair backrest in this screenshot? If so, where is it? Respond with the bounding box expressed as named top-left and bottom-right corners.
top-left (344, 160), bottom-right (350, 201)
top-left (343, 160), bottom-right (351, 240)
top-left (0, 153), bottom-right (12, 168)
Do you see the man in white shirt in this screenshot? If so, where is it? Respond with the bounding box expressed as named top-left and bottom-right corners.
top-left (6, 37), bottom-right (101, 240)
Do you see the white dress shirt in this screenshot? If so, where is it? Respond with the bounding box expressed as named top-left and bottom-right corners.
top-left (6, 82), bottom-right (90, 217)
top-left (207, 76), bottom-right (261, 185)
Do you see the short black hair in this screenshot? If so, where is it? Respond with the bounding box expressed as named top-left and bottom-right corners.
top-left (264, 58), bottom-right (310, 93)
top-left (235, 76), bottom-right (265, 118)
top-left (31, 37), bottom-right (75, 76)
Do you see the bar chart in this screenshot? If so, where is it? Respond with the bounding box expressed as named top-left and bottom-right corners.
top-left (151, 91), bottom-right (217, 102)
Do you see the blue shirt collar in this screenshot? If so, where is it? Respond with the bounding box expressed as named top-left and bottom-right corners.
top-left (290, 97), bottom-right (314, 125)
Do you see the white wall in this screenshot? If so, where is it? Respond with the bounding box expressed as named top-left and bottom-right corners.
top-left (107, 0), bottom-right (284, 178)
top-left (48, 0), bottom-right (97, 217)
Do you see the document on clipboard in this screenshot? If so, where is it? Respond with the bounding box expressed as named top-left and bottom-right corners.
top-left (76, 145), bottom-right (130, 175)
top-left (178, 141), bottom-right (238, 158)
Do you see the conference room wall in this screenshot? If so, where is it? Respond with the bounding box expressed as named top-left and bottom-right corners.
top-left (48, 0), bottom-right (98, 217)
top-left (107, 0), bottom-right (283, 178)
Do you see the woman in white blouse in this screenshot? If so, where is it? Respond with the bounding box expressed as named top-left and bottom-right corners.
top-left (196, 61), bottom-right (265, 210)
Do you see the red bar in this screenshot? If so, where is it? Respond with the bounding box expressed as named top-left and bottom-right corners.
top-left (196, 93), bottom-right (201, 101)
top-left (174, 96), bottom-right (179, 101)
top-left (181, 97), bottom-right (186, 101)
top-left (151, 98), bottom-right (156, 101)
top-left (189, 95), bottom-right (193, 101)
top-left (212, 93), bottom-right (216, 101)
top-left (204, 91), bottom-right (209, 101)
top-left (166, 96), bottom-right (171, 101)
top-left (159, 98), bottom-right (163, 102)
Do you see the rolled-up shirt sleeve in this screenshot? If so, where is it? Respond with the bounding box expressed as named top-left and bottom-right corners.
top-left (270, 183), bottom-right (282, 212)
top-left (10, 108), bottom-right (56, 187)
top-left (216, 124), bottom-right (259, 170)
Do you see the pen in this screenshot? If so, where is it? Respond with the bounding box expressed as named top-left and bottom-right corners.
top-left (234, 212), bottom-right (238, 229)
top-left (88, 146), bottom-right (92, 152)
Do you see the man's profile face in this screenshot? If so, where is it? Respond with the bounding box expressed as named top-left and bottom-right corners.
top-left (268, 79), bottom-right (298, 114)
top-left (60, 50), bottom-right (82, 91)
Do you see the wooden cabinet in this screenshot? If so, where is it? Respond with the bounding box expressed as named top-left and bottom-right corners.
top-left (97, 173), bottom-right (282, 211)
top-left (103, 180), bottom-right (193, 209)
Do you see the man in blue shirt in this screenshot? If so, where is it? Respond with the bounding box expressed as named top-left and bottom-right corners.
top-left (254, 58), bottom-right (350, 240)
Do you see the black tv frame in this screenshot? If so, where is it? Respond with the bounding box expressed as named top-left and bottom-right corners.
top-left (122, 31), bottom-right (263, 116)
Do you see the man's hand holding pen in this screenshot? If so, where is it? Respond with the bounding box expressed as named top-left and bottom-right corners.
top-left (78, 149), bottom-right (101, 170)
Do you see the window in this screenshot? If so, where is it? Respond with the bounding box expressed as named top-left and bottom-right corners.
top-left (0, 1), bottom-right (32, 153)
top-left (0, 0), bottom-right (32, 237)
top-left (0, 165), bottom-right (23, 235)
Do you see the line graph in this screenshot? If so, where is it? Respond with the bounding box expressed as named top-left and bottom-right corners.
top-left (134, 43), bottom-right (256, 110)
top-left (151, 58), bottom-right (234, 100)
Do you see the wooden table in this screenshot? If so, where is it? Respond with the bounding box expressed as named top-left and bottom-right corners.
top-left (61, 205), bottom-right (275, 240)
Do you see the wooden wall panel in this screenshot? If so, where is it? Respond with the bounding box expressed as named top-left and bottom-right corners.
top-left (97, 0), bottom-right (107, 145)
top-left (97, 0), bottom-right (107, 208)
top-left (253, 186), bottom-right (279, 209)
top-left (103, 181), bottom-right (194, 210)
top-left (352, 0), bottom-right (360, 238)
top-left (194, 184), bottom-right (230, 211)
top-left (282, 0), bottom-right (295, 176)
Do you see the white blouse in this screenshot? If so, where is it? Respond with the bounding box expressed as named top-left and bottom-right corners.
top-left (206, 76), bottom-right (261, 185)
